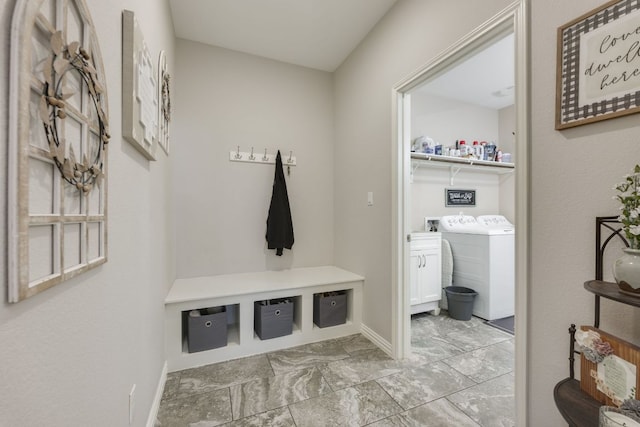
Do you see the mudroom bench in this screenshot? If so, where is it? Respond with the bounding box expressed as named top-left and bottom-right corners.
top-left (164, 266), bottom-right (364, 372)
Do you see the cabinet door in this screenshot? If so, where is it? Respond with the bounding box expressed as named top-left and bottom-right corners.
top-left (421, 249), bottom-right (442, 303)
top-left (409, 250), bottom-right (422, 305)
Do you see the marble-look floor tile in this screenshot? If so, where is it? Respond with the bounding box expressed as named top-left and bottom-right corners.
top-left (318, 348), bottom-right (404, 390)
top-left (177, 355), bottom-right (273, 399)
top-left (442, 345), bottom-right (514, 383)
top-left (411, 312), bottom-right (484, 338)
top-left (267, 340), bottom-right (350, 374)
top-left (444, 325), bottom-right (511, 352)
top-left (447, 373), bottom-right (515, 427)
top-left (230, 366), bottom-right (330, 419)
top-left (288, 381), bottom-right (402, 427)
top-left (368, 398), bottom-right (480, 427)
top-left (410, 334), bottom-right (465, 363)
top-left (495, 338), bottom-right (515, 355)
top-left (219, 407), bottom-right (295, 426)
top-left (337, 334), bottom-right (377, 354)
top-left (161, 372), bottom-right (181, 402)
top-left (156, 311), bottom-right (516, 427)
top-left (376, 360), bottom-right (475, 410)
top-left (156, 388), bottom-right (231, 427)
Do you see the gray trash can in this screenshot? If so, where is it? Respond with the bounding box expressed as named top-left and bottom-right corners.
top-left (444, 286), bottom-right (477, 321)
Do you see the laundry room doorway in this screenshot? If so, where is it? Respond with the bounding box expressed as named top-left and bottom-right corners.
top-left (391, 0), bottom-right (529, 422)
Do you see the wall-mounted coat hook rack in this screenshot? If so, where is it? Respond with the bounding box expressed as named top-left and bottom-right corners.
top-left (229, 147), bottom-right (297, 166)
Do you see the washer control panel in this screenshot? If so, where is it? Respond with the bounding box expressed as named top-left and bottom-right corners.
top-left (439, 214), bottom-right (479, 232)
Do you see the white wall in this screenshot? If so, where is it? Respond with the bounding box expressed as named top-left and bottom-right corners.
top-left (0, 1), bottom-right (175, 425)
top-left (172, 40), bottom-right (334, 278)
top-left (411, 92), bottom-right (501, 149)
top-left (333, 0), bottom-right (513, 345)
top-left (410, 170), bottom-right (502, 231)
top-left (499, 104), bottom-right (516, 160)
top-left (497, 105), bottom-right (515, 222)
top-left (530, 1), bottom-right (640, 425)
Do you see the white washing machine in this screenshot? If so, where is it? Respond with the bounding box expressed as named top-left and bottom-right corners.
top-left (439, 214), bottom-right (515, 321)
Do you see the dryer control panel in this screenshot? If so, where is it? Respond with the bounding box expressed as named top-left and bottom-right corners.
top-left (476, 215), bottom-right (515, 234)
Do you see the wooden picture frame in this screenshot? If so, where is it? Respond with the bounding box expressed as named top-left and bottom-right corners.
top-left (556, 0), bottom-right (640, 130)
top-left (122, 9), bottom-right (157, 160)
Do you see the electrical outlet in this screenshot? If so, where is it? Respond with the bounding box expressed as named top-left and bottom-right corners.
top-left (129, 384), bottom-right (136, 425)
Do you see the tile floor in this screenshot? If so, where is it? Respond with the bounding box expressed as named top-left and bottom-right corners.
top-left (156, 312), bottom-right (515, 426)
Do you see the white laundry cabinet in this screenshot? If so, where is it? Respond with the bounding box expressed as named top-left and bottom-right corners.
top-left (410, 232), bottom-right (442, 315)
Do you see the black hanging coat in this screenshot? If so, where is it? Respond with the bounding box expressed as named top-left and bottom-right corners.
top-left (266, 151), bottom-right (294, 255)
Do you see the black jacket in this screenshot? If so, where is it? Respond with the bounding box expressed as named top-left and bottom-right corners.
top-left (266, 151), bottom-right (294, 255)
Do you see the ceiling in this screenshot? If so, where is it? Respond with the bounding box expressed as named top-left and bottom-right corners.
top-left (168, 0), bottom-right (399, 72)
top-left (168, 1), bottom-right (513, 109)
top-left (415, 33), bottom-right (515, 110)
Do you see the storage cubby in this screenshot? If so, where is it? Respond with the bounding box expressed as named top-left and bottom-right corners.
top-left (254, 297), bottom-right (296, 340)
top-left (181, 303), bottom-right (240, 353)
top-left (165, 267), bottom-right (364, 372)
top-left (313, 290), bottom-right (348, 328)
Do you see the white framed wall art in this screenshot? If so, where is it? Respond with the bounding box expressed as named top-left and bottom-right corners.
top-left (122, 9), bottom-right (157, 161)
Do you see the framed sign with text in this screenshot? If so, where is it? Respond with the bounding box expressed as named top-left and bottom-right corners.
top-left (579, 326), bottom-right (640, 406)
top-left (556, 0), bottom-right (640, 129)
top-left (445, 189), bottom-right (476, 207)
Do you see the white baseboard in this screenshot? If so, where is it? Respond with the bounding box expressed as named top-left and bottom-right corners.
top-left (146, 361), bottom-right (168, 427)
top-left (360, 323), bottom-right (392, 357)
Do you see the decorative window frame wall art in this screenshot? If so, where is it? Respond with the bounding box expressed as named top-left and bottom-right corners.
top-left (556, 0), bottom-right (640, 130)
top-left (122, 9), bottom-right (157, 160)
top-left (9, 0), bottom-right (110, 302)
top-left (157, 50), bottom-right (170, 155)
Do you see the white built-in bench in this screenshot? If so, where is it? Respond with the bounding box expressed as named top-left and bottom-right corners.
top-left (165, 266), bottom-right (364, 372)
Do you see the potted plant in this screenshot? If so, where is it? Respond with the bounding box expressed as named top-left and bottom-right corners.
top-left (613, 165), bottom-right (640, 294)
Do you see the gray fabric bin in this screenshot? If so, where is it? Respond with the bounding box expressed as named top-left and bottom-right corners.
top-left (187, 306), bottom-right (228, 353)
top-left (313, 291), bottom-right (347, 328)
top-left (254, 298), bottom-right (294, 340)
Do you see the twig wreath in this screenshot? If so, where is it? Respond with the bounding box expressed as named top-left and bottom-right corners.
top-left (39, 30), bottom-right (110, 193)
top-left (161, 72), bottom-right (171, 124)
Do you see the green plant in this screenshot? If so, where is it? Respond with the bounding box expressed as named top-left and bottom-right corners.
top-left (614, 164), bottom-right (640, 249)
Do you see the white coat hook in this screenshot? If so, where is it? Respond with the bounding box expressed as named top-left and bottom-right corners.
top-left (230, 148), bottom-right (296, 167)
top-left (450, 166), bottom-right (461, 186)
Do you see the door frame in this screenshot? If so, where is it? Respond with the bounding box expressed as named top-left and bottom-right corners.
top-left (390, 1), bottom-right (529, 424)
